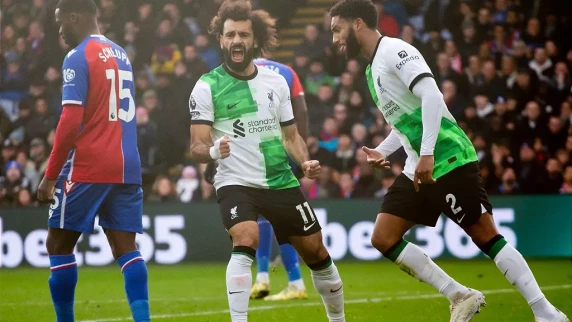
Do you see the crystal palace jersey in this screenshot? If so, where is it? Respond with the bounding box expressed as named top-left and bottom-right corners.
top-left (190, 65), bottom-right (299, 191)
top-left (254, 58), bottom-right (305, 99)
top-left (366, 36), bottom-right (477, 179)
top-left (59, 35), bottom-right (141, 184)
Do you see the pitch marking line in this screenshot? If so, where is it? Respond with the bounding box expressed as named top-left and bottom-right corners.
top-left (79, 284), bottom-right (572, 322)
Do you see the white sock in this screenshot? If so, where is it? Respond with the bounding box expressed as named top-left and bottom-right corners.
top-left (226, 253), bottom-right (253, 322)
top-left (256, 272), bottom-right (269, 284)
top-left (289, 278), bottom-right (306, 290)
top-left (492, 242), bottom-right (560, 320)
top-left (311, 260), bottom-right (345, 322)
top-left (395, 242), bottom-right (468, 302)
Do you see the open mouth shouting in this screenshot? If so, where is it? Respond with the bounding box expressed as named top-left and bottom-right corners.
top-left (231, 46), bottom-right (245, 63)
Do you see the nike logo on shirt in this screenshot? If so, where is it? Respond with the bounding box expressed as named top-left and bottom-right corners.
top-left (227, 102), bottom-right (240, 110)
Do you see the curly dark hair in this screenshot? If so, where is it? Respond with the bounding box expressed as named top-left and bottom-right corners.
top-left (209, 0), bottom-right (278, 58)
top-left (329, 0), bottom-right (378, 29)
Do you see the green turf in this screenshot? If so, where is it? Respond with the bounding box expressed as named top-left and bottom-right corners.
top-left (1, 259), bottom-right (570, 321)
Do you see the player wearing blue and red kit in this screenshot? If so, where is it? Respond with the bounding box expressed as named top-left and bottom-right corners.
top-left (250, 58), bottom-right (310, 301)
top-left (37, 1), bottom-right (150, 321)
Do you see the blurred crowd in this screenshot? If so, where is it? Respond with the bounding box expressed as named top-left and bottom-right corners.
top-left (1, 0), bottom-right (572, 207)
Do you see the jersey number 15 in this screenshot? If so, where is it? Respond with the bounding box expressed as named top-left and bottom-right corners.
top-left (106, 69), bottom-right (135, 123)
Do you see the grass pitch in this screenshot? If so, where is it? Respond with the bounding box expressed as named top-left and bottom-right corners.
top-left (1, 259), bottom-right (570, 321)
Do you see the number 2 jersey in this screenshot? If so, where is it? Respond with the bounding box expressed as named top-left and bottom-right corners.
top-left (190, 64), bottom-right (298, 191)
top-left (59, 35), bottom-right (141, 184)
top-left (367, 36), bottom-right (477, 179)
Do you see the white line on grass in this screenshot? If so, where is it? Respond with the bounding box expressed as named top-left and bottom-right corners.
top-left (0, 296), bottom-right (223, 307)
top-left (78, 284), bottom-right (572, 322)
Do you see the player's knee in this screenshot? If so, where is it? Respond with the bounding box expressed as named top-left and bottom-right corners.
top-left (233, 237), bottom-right (258, 249)
top-left (46, 235), bottom-right (74, 255)
top-left (229, 221), bottom-right (259, 248)
top-left (304, 244), bottom-right (329, 264)
top-left (464, 213), bottom-right (499, 247)
top-left (104, 231), bottom-right (137, 259)
top-left (303, 247), bottom-right (329, 267)
top-left (294, 233), bottom-right (328, 264)
top-left (371, 233), bottom-right (397, 254)
top-left (46, 229), bottom-right (79, 255)
top-left (232, 233), bottom-right (259, 249)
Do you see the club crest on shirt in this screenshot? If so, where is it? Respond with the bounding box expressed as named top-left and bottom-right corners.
top-left (267, 92), bottom-right (275, 108)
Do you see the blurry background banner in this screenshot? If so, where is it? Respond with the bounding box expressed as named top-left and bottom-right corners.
top-left (1, 196), bottom-right (570, 268)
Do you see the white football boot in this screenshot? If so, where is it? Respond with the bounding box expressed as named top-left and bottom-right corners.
top-left (449, 289), bottom-right (486, 322)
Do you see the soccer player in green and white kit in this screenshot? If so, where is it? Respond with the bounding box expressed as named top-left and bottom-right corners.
top-left (189, 1), bottom-right (345, 321)
top-left (329, 1), bottom-right (569, 322)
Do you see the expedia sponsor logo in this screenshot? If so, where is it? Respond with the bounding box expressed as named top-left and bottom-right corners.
top-left (395, 55), bottom-right (420, 70)
top-left (381, 101), bottom-right (400, 117)
top-left (247, 118), bottom-right (278, 133)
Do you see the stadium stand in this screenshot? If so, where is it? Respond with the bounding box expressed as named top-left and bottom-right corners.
top-left (1, 0), bottom-right (571, 206)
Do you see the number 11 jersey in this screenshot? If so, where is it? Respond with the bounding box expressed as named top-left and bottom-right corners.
top-left (60, 35), bottom-right (141, 184)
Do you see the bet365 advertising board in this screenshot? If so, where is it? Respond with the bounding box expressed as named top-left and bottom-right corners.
top-left (1, 196), bottom-right (570, 267)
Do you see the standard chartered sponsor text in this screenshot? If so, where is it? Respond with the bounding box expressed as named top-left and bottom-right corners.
top-left (247, 118), bottom-right (278, 133)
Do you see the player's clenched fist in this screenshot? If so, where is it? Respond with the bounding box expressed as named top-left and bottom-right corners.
top-left (210, 136), bottom-right (231, 160)
top-left (218, 136), bottom-right (231, 159)
top-left (302, 160), bottom-right (321, 179)
top-left (37, 177), bottom-right (57, 203)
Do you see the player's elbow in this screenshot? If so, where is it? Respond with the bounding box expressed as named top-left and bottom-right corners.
top-left (189, 142), bottom-right (202, 161)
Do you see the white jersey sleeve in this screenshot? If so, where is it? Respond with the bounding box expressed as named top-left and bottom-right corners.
top-left (189, 79), bottom-right (214, 125)
top-left (277, 77), bottom-right (295, 126)
top-left (374, 130), bottom-right (402, 159)
top-left (386, 39), bottom-right (434, 92)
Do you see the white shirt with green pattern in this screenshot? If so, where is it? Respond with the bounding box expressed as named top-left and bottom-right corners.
top-left (190, 64), bottom-right (299, 191)
top-left (367, 36), bottom-right (477, 180)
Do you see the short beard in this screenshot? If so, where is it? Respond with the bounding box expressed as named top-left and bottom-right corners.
top-left (223, 45), bottom-right (255, 72)
top-left (345, 28), bottom-right (361, 60)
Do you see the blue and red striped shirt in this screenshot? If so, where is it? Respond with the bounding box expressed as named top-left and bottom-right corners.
top-left (46, 35), bottom-right (141, 184)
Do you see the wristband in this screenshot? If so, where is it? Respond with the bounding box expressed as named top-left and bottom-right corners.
top-left (209, 137), bottom-right (222, 160)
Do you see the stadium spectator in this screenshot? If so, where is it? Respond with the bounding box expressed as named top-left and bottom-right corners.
top-left (498, 167), bottom-right (520, 194)
top-left (1, 0), bottom-right (571, 207)
top-left (296, 24), bottom-right (325, 61)
top-left (193, 34), bottom-right (220, 71)
top-left (375, 1), bottom-right (399, 38)
top-left (0, 160), bottom-right (31, 205)
top-left (561, 164), bottom-right (572, 194)
top-left (176, 165), bottom-right (200, 203)
top-left (543, 158), bottom-right (564, 194)
top-left (148, 175), bottom-right (177, 202)
top-left (338, 172), bottom-right (355, 199)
